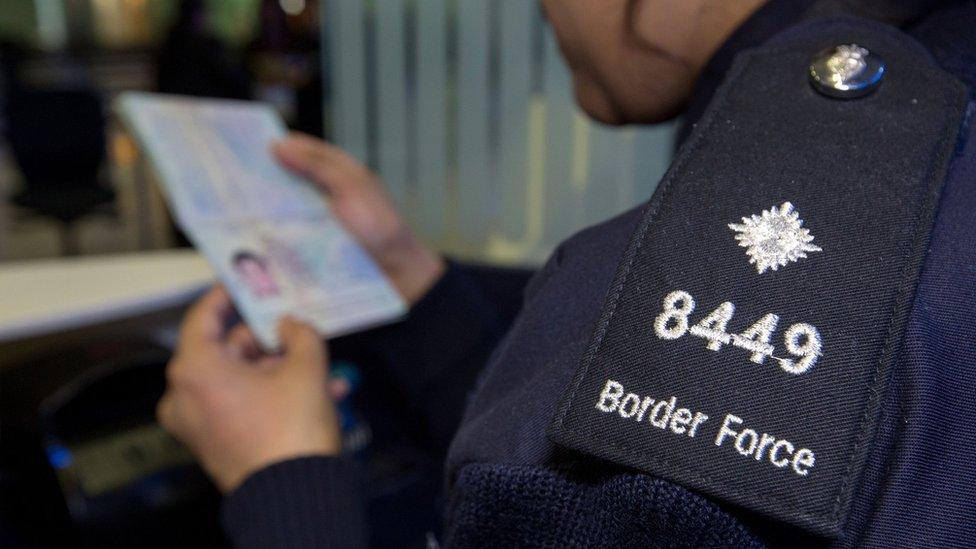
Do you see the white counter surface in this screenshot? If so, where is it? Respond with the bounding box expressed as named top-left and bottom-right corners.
top-left (0, 250), bottom-right (214, 343)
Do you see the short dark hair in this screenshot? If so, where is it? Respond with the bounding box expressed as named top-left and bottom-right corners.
top-left (231, 250), bottom-right (267, 268)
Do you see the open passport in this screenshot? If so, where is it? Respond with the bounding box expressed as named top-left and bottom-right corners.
top-left (117, 92), bottom-right (405, 349)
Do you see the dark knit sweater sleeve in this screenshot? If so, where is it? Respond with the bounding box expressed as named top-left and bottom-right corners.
top-left (221, 456), bottom-right (368, 549)
top-left (366, 262), bottom-right (513, 450)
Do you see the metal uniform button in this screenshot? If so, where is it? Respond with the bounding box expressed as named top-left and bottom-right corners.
top-left (808, 44), bottom-right (885, 99)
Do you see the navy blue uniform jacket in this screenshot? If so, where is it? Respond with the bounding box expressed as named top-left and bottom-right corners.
top-left (221, 1), bottom-right (976, 546)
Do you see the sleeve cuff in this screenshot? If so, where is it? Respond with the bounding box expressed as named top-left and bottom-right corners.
top-left (221, 456), bottom-right (368, 549)
top-left (370, 261), bottom-right (504, 398)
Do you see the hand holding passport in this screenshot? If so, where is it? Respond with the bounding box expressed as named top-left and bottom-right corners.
top-left (117, 92), bottom-right (408, 349)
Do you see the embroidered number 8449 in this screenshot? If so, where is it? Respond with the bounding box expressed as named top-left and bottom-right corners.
top-left (653, 290), bottom-right (822, 375)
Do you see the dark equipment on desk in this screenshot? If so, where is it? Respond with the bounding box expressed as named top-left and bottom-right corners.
top-left (0, 341), bottom-right (226, 548)
top-left (0, 320), bottom-right (492, 547)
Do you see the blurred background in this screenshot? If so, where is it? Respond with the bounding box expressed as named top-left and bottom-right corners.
top-left (0, 0), bottom-right (675, 547)
top-left (0, 0), bottom-right (675, 264)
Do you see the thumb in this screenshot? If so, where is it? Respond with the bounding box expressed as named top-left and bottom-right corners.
top-left (277, 316), bottom-right (327, 371)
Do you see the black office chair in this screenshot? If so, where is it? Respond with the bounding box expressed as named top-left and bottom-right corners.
top-left (4, 88), bottom-right (116, 255)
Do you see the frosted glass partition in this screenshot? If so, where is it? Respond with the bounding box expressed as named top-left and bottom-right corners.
top-left (323, 0), bottom-right (675, 265)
